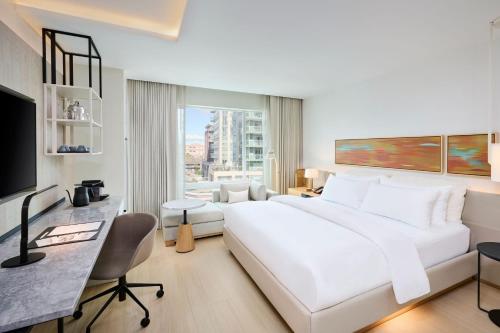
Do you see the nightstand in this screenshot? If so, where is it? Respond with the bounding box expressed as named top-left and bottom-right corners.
top-left (477, 242), bottom-right (500, 327)
top-left (287, 187), bottom-right (320, 198)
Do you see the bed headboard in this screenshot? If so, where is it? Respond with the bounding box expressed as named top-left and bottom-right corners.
top-left (462, 190), bottom-right (500, 250)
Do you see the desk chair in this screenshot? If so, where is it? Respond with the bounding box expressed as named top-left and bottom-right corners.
top-left (73, 213), bottom-right (164, 332)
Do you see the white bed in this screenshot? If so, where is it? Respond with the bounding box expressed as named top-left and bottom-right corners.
top-left (224, 198), bottom-right (470, 313)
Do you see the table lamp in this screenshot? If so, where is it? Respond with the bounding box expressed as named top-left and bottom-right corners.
top-left (1, 185), bottom-right (57, 268)
top-left (304, 168), bottom-right (319, 191)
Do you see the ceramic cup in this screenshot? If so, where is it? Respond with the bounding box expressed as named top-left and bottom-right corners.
top-left (57, 145), bottom-right (69, 153)
top-left (76, 145), bottom-right (87, 153)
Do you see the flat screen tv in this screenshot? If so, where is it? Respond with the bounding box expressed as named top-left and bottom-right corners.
top-left (0, 85), bottom-right (37, 199)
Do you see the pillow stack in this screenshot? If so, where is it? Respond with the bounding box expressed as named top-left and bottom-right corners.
top-left (380, 177), bottom-right (467, 225)
top-left (320, 173), bottom-right (467, 229)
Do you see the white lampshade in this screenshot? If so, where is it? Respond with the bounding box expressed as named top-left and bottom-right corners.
top-left (304, 168), bottom-right (319, 179)
top-left (491, 143), bottom-right (500, 182)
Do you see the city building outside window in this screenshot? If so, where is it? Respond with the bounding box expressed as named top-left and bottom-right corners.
top-left (184, 106), bottom-right (265, 200)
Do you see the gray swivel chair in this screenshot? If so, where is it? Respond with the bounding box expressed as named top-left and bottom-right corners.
top-left (73, 213), bottom-right (164, 332)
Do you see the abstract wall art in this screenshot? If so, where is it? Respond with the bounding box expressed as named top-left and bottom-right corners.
top-left (335, 136), bottom-right (442, 172)
top-left (447, 134), bottom-right (494, 176)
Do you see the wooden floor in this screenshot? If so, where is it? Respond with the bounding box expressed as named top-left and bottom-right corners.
top-left (33, 232), bottom-right (500, 333)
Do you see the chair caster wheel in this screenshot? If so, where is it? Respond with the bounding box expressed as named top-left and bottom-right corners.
top-left (156, 289), bottom-right (164, 298)
top-left (73, 310), bottom-right (82, 319)
top-left (141, 317), bottom-right (150, 327)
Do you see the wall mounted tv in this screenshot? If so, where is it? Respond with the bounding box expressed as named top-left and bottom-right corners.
top-left (0, 85), bottom-right (37, 199)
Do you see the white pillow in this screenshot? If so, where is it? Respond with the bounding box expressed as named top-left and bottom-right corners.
top-left (227, 189), bottom-right (249, 204)
top-left (380, 177), bottom-right (466, 223)
top-left (249, 182), bottom-right (266, 201)
top-left (220, 183), bottom-right (249, 202)
top-left (380, 178), bottom-right (451, 226)
top-left (320, 175), bottom-right (376, 209)
top-left (429, 187), bottom-right (452, 226)
top-left (446, 185), bottom-right (467, 223)
top-left (360, 183), bottom-right (440, 229)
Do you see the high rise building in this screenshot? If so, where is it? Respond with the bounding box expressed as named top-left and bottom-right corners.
top-left (204, 109), bottom-right (264, 182)
top-left (243, 111), bottom-right (264, 172)
top-left (201, 123), bottom-right (214, 178)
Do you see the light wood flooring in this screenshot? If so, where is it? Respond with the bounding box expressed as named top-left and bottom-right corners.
top-left (33, 232), bottom-right (500, 333)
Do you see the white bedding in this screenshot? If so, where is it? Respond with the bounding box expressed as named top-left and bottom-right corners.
top-left (223, 197), bottom-right (469, 312)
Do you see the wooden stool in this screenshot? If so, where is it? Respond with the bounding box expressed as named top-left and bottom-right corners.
top-left (176, 224), bottom-right (195, 253)
top-left (161, 199), bottom-right (206, 254)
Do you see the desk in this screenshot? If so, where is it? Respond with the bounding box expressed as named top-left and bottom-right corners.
top-left (0, 196), bottom-right (123, 332)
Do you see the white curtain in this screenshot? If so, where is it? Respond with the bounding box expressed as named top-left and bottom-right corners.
top-left (128, 80), bottom-right (185, 224)
top-left (265, 96), bottom-right (303, 194)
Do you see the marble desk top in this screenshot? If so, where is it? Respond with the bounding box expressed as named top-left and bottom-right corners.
top-left (0, 196), bottom-right (123, 332)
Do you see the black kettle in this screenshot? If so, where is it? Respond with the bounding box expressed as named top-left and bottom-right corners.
top-left (66, 187), bottom-right (89, 207)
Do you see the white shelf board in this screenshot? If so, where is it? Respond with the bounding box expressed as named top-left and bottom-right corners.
top-left (44, 83), bottom-right (103, 157)
top-left (46, 152), bottom-right (103, 156)
top-left (44, 84), bottom-right (101, 101)
top-left (46, 118), bottom-right (102, 128)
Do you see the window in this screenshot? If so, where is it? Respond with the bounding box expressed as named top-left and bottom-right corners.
top-left (184, 106), bottom-right (265, 200)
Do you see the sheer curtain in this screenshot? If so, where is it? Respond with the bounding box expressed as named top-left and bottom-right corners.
top-left (265, 96), bottom-right (303, 194)
top-left (128, 80), bottom-right (185, 224)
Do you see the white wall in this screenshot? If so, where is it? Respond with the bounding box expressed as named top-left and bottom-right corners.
top-left (303, 42), bottom-right (500, 193)
top-left (66, 65), bottom-right (127, 205)
top-left (0, 21), bottom-right (66, 236)
top-left (0, 2), bottom-right (40, 54)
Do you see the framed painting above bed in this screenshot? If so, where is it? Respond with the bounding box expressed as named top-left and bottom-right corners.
top-left (447, 134), bottom-right (495, 176)
top-left (335, 136), bottom-right (442, 172)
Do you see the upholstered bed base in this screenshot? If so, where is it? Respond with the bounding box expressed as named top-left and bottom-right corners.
top-left (223, 227), bottom-right (477, 333)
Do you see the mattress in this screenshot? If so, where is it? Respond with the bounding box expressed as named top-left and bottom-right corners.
top-left (223, 199), bottom-right (469, 312)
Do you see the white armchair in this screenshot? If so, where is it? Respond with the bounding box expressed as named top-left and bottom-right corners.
top-left (162, 182), bottom-right (278, 247)
top-left (212, 182), bottom-right (278, 207)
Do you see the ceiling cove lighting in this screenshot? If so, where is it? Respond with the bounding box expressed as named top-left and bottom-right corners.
top-left (15, 0), bottom-right (187, 40)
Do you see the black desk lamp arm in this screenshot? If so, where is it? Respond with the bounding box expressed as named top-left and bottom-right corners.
top-left (20, 185), bottom-right (58, 262)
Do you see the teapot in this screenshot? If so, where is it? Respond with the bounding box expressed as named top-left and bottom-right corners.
top-left (66, 187), bottom-right (89, 207)
top-left (66, 101), bottom-right (87, 120)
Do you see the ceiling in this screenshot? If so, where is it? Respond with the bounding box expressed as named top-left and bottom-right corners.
top-left (16, 0), bottom-right (186, 39)
top-left (14, 0), bottom-right (500, 98)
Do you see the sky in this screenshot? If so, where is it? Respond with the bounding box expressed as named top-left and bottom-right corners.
top-left (185, 107), bottom-right (211, 145)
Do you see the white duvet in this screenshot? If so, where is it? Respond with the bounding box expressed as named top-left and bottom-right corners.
top-left (223, 196), bottom-right (468, 312)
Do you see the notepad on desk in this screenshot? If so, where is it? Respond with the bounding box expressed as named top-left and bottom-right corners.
top-left (28, 220), bottom-right (105, 249)
top-left (47, 221), bottom-right (103, 236)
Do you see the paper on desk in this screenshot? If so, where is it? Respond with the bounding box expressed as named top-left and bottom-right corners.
top-left (47, 221), bottom-right (102, 236)
top-left (36, 231), bottom-right (98, 247)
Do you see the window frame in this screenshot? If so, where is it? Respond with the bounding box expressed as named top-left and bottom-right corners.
top-left (183, 104), bottom-right (265, 198)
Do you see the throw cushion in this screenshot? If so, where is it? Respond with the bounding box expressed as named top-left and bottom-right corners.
top-left (228, 190), bottom-right (249, 204)
top-left (220, 183), bottom-right (250, 202)
top-left (249, 182), bottom-right (267, 201)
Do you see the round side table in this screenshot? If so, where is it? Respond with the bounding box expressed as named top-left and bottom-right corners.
top-left (477, 242), bottom-right (500, 327)
top-left (162, 199), bottom-right (206, 253)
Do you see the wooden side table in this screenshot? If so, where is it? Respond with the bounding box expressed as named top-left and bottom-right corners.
top-left (477, 242), bottom-right (500, 327)
top-left (162, 199), bottom-right (206, 253)
top-left (287, 187), bottom-right (320, 198)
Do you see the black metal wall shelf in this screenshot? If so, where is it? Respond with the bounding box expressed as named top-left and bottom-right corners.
top-left (42, 28), bottom-right (102, 97)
